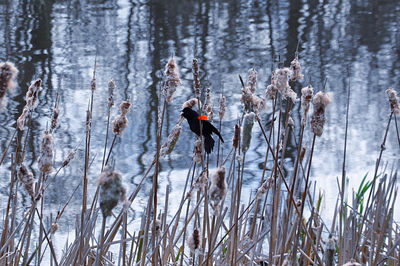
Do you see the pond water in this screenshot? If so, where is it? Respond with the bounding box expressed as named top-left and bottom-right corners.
top-left (0, 0), bottom-right (399, 255)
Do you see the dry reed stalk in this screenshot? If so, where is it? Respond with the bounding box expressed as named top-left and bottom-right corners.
top-left (101, 79), bottom-right (115, 171)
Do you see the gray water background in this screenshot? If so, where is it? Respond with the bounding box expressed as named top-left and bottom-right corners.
top-left (0, 0), bottom-right (399, 252)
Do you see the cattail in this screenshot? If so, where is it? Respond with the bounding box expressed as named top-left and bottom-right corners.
top-left (38, 131), bottom-right (54, 173)
top-left (112, 100), bottom-right (131, 136)
top-left (193, 59), bottom-right (200, 97)
top-left (290, 56), bottom-right (304, 81)
top-left (218, 95), bottom-right (226, 120)
top-left (311, 92), bottom-right (332, 136)
top-left (152, 219), bottom-right (162, 237)
top-left (204, 87), bottom-right (213, 121)
top-left (25, 79), bottom-right (42, 109)
top-left (17, 79), bottom-right (42, 130)
top-left (275, 68), bottom-right (297, 102)
top-left (18, 164), bottom-right (35, 196)
top-left (17, 106), bottom-right (29, 131)
top-left (193, 169), bottom-right (208, 193)
top-left (266, 73), bottom-right (278, 100)
top-left (301, 85), bottom-right (314, 115)
top-left (256, 177), bottom-right (274, 199)
top-left (342, 259), bottom-right (361, 266)
top-left (247, 68), bottom-right (257, 93)
top-left (98, 167), bottom-right (126, 217)
top-left (241, 112), bottom-right (255, 154)
top-left (187, 229), bottom-right (201, 251)
top-left (163, 57), bottom-right (181, 103)
top-left (51, 106), bottom-right (60, 130)
top-left (108, 79), bottom-right (115, 108)
top-left (241, 86), bottom-right (253, 110)
top-left (51, 222), bottom-right (59, 234)
top-left (209, 167), bottom-right (227, 211)
top-left (194, 139), bottom-right (202, 163)
top-left (160, 124), bottom-right (182, 157)
top-left (0, 62), bottom-right (18, 107)
top-left (182, 98), bottom-right (200, 110)
top-left (61, 148), bottom-right (77, 168)
top-left (386, 87), bottom-right (400, 115)
top-left (233, 124), bottom-right (240, 149)
top-left (250, 94), bottom-right (266, 111)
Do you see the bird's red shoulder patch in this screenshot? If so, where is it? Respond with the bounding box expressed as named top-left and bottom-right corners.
top-left (197, 115), bottom-right (208, 121)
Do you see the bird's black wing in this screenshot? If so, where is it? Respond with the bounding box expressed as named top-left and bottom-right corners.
top-left (203, 121), bottom-right (224, 142)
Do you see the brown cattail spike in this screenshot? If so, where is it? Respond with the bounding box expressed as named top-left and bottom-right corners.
top-left (108, 79), bottom-right (115, 108)
top-left (193, 139), bottom-right (202, 163)
top-left (18, 164), bottom-right (35, 196)
top-left (98, 167), bottom-right (126, 217)
top-left (311, 92), bottom-right (332, 136)
top-left (163, 57), bottom-right (181, 103)
top-left (38, 131), bottom-right (54, 173)
top-left (17, 79), bottom-right (42, 130)
top-left (188, 229), bottom-right (202, 251)
top-left (232, 124), bottom-right (240, 149)
top-left (160, 123), bottom-right (182, 157)
top-left (182, 98), bottom-right (200, 110)
top-left (386, 87), bottom-right (400, 115)
top-left (192, 59), bottom-right (200, 97)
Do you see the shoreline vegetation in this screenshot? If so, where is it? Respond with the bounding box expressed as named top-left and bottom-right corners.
top-left (0, 54), bottom-right (399, 265)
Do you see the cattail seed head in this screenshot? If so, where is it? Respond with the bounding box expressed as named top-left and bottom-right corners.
top-left (266, 73), bottom-right (278, 100)
top-left (62, 148), bottom-right (77, 168)
top-left (26, 79), bottom-right (42, 109)
top-left (301, 85), bottom-right (314, 116)
top-left (233, 124), bottom-right (240, 149)
top-left (386, 87), bottom-right (400, 115)
top-left (204, 87), bottom-right (213, 121)
top-left (38, 131), bottom-right (54, 173)
top-left (247, 68), bottom-right (258, 93)
top-left (311, 92), bottom-right (332, 136)
top-left (18, 164), bottom-right (35, 196)
top-left (241, 112), bottom-right (255, 154)
top-left (108, 79), bottom-right (115, 108)
top-left (160, 124), bottom-right (182, 157)
top-left (193, 59), bottom-right (200, 97)
top-left (182, 98), bottom-right (199, 110)
top-left (256, 178), bottom-right (274, 199)
top-left (290, 56), bottom-right (304, 81)
top-left (188, 229), bottom-right (201, 251)
top-left (163, 57), bottom-right (181, 103)
top-left (152, 219), bottom-right (162, 237)
top-left (210, 167), bottom-right (227, 210)
top-left (51, 222), bottom-right (59, 234)
top-left (193, 169), bottom-right (208, 193)
top-left (17, 79), bottom-right (42, 130)
top-left (51, 107), bottom-right (60, 130)
top-left (98, 167), bottom-right (126, 218)
top-left (0, 62), bottom-right (18, 107)
top-left (218, 95), bottom-right (226, 120)
top-left (112, 100), bottom-right (131, 136)
top-left (194, 139), bottom-right (202, 163)
top-left (275, 68), bottom-right (297, 102)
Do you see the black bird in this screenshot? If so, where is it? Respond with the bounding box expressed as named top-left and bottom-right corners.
top-left (181, 107), bottom-right (224, 154)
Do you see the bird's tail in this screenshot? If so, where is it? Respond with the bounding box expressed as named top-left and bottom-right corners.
top-left (204, 135), bottom-right (215, 154)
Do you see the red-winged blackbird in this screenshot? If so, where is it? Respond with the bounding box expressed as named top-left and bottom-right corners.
top-left (181, 107), bottom-right (224, 154)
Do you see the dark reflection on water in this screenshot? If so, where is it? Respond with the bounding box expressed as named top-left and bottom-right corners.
top-left (0, 0), bottom-right (399, 235)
